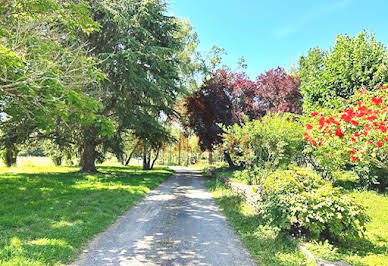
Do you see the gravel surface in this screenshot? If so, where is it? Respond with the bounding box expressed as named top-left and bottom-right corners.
top-left (72, 167), bottom-right (255, 266)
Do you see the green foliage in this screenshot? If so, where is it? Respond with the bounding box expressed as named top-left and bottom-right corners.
top-left (223, 113), bottom-right (304, 183)
top-left (305, 187), bottom-right (388, 265)
top-left (0, 0), bottom-right (105, 152)
top-left (205, 178), bottom-right (315, 265)
top-left (0, 165), bottom-right (173, 265)
top-left (260, 166), bottom-right (370, 242)
top-left (298, 32), bottom-right (388, 112)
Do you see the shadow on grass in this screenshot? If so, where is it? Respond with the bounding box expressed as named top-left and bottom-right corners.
top-left (0, 166), bottom-right (173, 265)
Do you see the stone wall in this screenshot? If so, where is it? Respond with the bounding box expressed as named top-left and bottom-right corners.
top-left (219, 176), bottom-right (261, 213)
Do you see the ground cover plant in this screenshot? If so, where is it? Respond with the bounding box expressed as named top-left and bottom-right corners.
top-left (305, 172), bottom-right (388, 265)
top-left (205, 176), bottom-right (315, 266)
top-left (0, 165), bottom-right (173, 265)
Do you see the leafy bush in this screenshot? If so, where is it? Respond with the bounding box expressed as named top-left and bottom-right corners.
top-left (259, 166), bottom-right (369, 242)
top-left (223, 113), bottom-right (304, 184)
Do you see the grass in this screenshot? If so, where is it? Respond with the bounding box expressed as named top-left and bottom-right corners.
top-left (305, 177), bottom-right (388, 266)
top-left (211, 167), bottom-right (388, 266)
top-left (0, 164), bottom-right (173, 265)
top-left (205, 178), bottom-right (315, 266)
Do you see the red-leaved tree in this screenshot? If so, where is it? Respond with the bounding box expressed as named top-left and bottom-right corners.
top-left (184, 67), bottom-right (302, 167)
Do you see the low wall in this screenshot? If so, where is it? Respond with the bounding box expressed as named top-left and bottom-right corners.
top-left (219, 176), bottom-right (261, 213)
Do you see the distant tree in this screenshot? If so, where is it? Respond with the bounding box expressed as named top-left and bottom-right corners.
top-left (256, 67), bottom-right (302, 115)
top-left (184, 67), bottom-right (301, 167)
top-left (297, 32), bottom-right (388, 112)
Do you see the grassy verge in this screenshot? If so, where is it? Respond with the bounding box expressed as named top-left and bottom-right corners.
top-left (0, 165), bottom-right (173, 265)
top-left (205, 178), bottom-right (315, 266)
top-left (211, 167), bottom-right (388, 265)
top-left (305, 189), bottom-right (388, 265)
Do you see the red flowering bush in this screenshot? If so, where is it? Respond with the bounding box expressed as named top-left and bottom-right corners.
top-left (304, 86), bottom-right (387, 186)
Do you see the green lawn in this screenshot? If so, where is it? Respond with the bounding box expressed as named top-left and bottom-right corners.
top-left (305, 189), bottom-right (388, 266)
top-left (205, 178), bottom-right (315, 266)
top-left (0, 165), bottom-right (173, 265)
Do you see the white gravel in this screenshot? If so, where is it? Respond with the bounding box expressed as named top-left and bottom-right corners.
top-left (71, 167), bottom-right (255, 266)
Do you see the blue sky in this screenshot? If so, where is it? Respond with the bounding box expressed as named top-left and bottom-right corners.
top-left (169, 0), bottom-right (388, 78)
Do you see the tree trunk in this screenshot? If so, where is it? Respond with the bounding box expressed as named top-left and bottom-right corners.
top-left (3, 146), bottom-right (18, 167)
top-left (178, 140), bottom-right (181, 166)
top-left (224, 151), bottom-right (235, 168)
top-left (125, 140), bottom-right (140, 166)
top-left (143, 142), bottom-right (151, 170)
top-left (80, 142), bottom-right (98, 173)
top-left (208, 150), bottom-right (213, 165)
top-left (150, 147), bottom-right (160, 170)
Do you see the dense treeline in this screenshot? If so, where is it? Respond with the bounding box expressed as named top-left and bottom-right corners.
top-left (0, 0), bottom-right (198, 171)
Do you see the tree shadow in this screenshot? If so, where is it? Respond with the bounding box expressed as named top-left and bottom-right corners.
top-left (0, 166), bottom-right (172, 265)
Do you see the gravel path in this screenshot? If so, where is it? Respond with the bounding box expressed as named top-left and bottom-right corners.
top-left (72, 167), bottom-right (254, 266)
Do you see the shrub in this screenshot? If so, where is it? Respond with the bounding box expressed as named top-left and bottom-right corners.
top-left (259, 166), bottom-right (369, 242)
top-left (304, 85), bottom-right (387, 189)
top-left (223, 113), bottom-right (304, 183)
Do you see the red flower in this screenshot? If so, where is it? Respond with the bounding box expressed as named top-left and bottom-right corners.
top-left (378, 125), bottom-right (387, 133)
top-left (349, 150), bottom-right (356, 155)
top-left (351, 156), bottom-right (358, 162)
top-left (310, 139), bottom-right (317, 146)
top-left (377, 141), bottom-right (383, 148)
top-left (306, 124), bottom-right (313, 130)
top-left (351, 120), bottom-right (359, 126)
top-left (351, 137), bottom-right (357, 142)
top-left (310, 112), bottom-right (319, 117)
top-left (354, 132), bottom-right (360, 137)
top-left (341, 114), bottom-right (352, 122)
top-left (385, 136), bottom-right (388, 142)
top-left (303, 132), bottom-right (309, 137)
top-left (367, 115), bottom-right (377, 121)
top-left (358, 104), bottom-right (367, 112)
top-left (335, 127), bottom-right (345, 138)
top-left (371, 97), bottom-right (383, 106)
top-left (319, 116), bottom-right (325, 126)
top-left (326, 116), bottom-right (339, 125)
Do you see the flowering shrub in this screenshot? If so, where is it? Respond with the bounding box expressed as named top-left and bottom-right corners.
top-left (260, 166), bottom-right (369, 242)
top-left (304, 86), bottom-right (387, 187)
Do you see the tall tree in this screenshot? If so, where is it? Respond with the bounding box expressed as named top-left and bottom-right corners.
top-left (297, 31), bottom-right (388, 112)
top-left (0, 0), bottom-right (103, 165)
top-left (75, 0), bottom-right (193, 172)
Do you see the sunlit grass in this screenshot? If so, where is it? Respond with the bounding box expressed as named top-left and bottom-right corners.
top-left (0, 165), bottom-right (173, 265)
top-left (306, 190), bottom-right (388, 266)
top-left (210, 167), bottom-right (388, 265)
